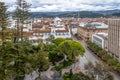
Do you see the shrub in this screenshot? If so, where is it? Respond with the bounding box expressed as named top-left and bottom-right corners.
top-left (54, 64), bottom-right (63, 71)
top-left (63, 60), bottom-right (72, 67)
top-left (86, 40), bottom-right (120, 74)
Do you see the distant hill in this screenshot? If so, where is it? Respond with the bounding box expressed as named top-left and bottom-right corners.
top-left (112, 12), bottom-right (120, 17)
top-left (58, 11), bottom-right (104, 18)
top-left (28, 10), bottom-right (120, 18)
top-left (30, 12), bottom-right (70, 18)
top-left (30, 11), bottom-right (105, 18)
top-left (94, 9), bottom-right (120, 15)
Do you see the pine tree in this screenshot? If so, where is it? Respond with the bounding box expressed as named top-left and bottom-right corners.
top-left (14, 0), bottom-right (30, 42)
top-left (0, 2), bottom-right (8, 46)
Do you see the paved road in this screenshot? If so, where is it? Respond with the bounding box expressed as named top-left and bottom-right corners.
top-left (77, 39), bottom-right (120, 80)
top-left (80, 40), bottom-right (99, 65)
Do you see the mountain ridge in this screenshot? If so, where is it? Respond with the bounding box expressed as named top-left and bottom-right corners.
top-left (28, 10), bottom-right (120, 18)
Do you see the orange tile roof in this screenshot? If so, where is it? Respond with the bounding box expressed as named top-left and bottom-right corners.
top-left (23, 31), bottom-right (33, 37)
top-left (55, 29), bottom-right (69, 32)
top-left (33, 29), bottom-right (51, 33)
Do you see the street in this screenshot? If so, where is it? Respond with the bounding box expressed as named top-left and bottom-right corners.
top-left (77, 39), bottom-right (120, 80)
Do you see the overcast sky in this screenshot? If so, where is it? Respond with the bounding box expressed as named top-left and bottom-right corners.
top-left (1, 0), bottom-right (120, 12)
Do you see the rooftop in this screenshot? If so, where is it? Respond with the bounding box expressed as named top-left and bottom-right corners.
top-left (95, 33), bottom-right (108, 39)
top-left (79, 22), bottom-right (108, 28)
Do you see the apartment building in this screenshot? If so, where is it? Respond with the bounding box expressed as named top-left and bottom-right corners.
top-left (78, 22), bottom-right (108, 40)
top-left (108, 19), bottom-right (120, 61)
top-left (92, 33), bottom-right (108, 49)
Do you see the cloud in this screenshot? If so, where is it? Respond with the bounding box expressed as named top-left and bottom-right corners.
top-left (1, 0), bottom-right (120, 12)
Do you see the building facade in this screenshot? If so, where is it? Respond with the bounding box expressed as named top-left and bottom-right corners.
top-left (23, 17), bottom-right (71, 45)
top-left (108, 19), bottom-right (120, 61)
top-left (77, 22), bottom-right (108, 40)
top-left (92, 33), bottom-right (108, 49)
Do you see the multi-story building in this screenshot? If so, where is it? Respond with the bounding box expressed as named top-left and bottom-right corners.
top-left (108, 19), bottom-right (120, 61)
top-left (24, 17), bottom-right (71, 45)
top-left (78, 22), bottom-right (108, 40)
top-left (92, 33), bottom-right (108, 49)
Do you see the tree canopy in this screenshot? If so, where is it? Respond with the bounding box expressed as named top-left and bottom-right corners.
top-left (58, 40), bottom-right (85, 62)
top-left (0, 1), bottom-right (8, 45)
top-left (52, 38), bottom-right (65, 46)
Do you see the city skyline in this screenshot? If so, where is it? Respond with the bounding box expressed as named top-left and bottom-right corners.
top-left (0, 0), bottom-right (120, 79)
top-left (1, 0), bottom-right (120, 12)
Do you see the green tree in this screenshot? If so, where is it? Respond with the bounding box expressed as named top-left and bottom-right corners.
top-left (0, 41), bottom-right (35, 80)
top-left (52, 38), bottom-right (65, 46)
top-left (45, 44), bottom-right (64, 65)
top-left (33, 51), bottom-right (51, 79)
top-left (0, 1), bottom-right (8, 45)
top-left (71, 72), bottom-right (91, 80)
top-left (49, 50), bottom-right (64, 65)
top-left (63, 72), bottom-right (91, 80)
top-left (13, 41), bottom-right (35, 79)
top-left (14, 43), bottom-right (50, 80)
top-left (58, 40), bottom-right (85, 62)
top-left (86, 40), bottom-right (120, 74)
top-left (14, 0), bottom-right (30, 42)
top-left (46, 35), bottom-right (55, 43)
top-left (0, 42), bottom-right (15, 80)
top-left (38, 41), bottom-right (46, 51)
top-left (45, 44), bottom-right (57, 52)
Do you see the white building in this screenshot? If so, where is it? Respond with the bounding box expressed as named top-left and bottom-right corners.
top-left (79, 22), bottom-right (108, 28)
top-left (30, 17), bottom-right (71, 45)
top-left (92, 33), bottom-right (108, 49)
top-left (51, 17), bottom-right (71, 39)
top-left (54, 17), bottom-right (63, 26)
top-left (71, 22), bottom-right (79, 35)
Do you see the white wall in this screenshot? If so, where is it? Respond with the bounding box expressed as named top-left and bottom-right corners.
top-left (92, 34), bottom-right (105, 49)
